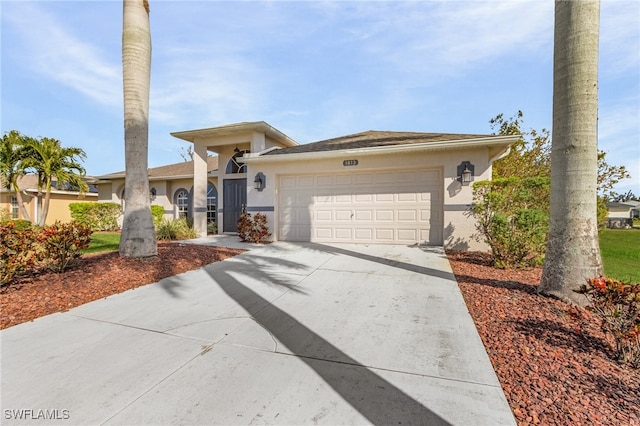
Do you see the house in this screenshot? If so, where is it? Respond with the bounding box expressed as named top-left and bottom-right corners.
top-left (0, 174), bottom-right (98, 225)
top-left (98, 121), bottom-right (518, 250)
top-left (96, 156), bottom-right (220, 226)
top-left (606, 200), bottom-right (639, 228)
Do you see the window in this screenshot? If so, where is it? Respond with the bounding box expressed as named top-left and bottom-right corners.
top-left (10, 196), bottom-right (19, 219)
top-left (175, 189), bottom-right (189, 218)
top-left (225, 150), bottom-right (250, 174)
top-left (207, 183), bottom-right (217, 224)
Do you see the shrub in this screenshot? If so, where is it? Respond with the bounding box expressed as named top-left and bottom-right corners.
top-left (207, 221), bottom-right (217, 235)
top-left (155, 218), bottom-right (198, 241)
top-left (70, 202), bottom-right (120, 231)
top-left (150, 205), bottom-right (165, 227)
top-left (576, 277), bottom-right (640, 368)
top-left (471, 177), bottom-right (549, 268)
top-left (38, 221), bottom-right (93, 273)
top-left (237, 212), bottom-right (271, 243)
top-left (0, 208), bottom-right (11, 222)
top-left (0, 222), bottom-right (42, 285)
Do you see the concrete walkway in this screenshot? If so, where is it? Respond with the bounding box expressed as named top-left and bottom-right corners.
top-left (1, 238), bottom-right (515, 425)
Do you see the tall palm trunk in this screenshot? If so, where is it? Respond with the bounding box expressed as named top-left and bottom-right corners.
top-left (538, 0), bottom-right (602, 305)
top-left (119, 0), bottom-right (157, 257)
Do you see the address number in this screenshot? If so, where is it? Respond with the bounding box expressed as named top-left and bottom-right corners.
top-left (343, 159), bottom-right (359, 167)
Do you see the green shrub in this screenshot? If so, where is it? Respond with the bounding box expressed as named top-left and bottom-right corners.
top-left (151, 205), bottom-right (165, 227)
top-left (69, 202), bottom-right (120, 231)
top-left (471, 177), bottom-right (550, 268)
top-left (207, 221), bottom-right (217, 235)
top-left (576, 277), bottom-right (640, 368)
top-left (0, 222), bottom-right (42, 285)
top-left (0, 208), bottom-right (11, 222)
top-left (38, 221), bottom-right (93, 273)
top-left (155, 218), bottom-right (197, 241)
top-left (238, 212), bottom-right (271, 243)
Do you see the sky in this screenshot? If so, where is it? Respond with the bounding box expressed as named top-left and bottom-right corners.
top-left (2, 0), bottom-right (639, 195)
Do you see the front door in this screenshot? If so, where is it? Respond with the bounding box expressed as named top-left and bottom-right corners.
top-left (223, 178), bottom-right (247, 232)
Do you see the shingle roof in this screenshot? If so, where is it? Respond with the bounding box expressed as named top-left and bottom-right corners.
top-left (98, 156), bottom-right (219, 180)
top-left (263, 130), bottom-right (494, 156)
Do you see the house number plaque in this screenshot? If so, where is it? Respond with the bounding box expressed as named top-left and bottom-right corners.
top-left (343, 159), bottom-right (359, 167)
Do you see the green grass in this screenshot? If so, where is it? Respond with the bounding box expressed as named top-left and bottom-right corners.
top-left (599, 228), bottom-right (640, 283)
top-left (83, 231), bottom-right (121, 254)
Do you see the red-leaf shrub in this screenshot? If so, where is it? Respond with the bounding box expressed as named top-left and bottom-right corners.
top-left (237, 212), bottom-right (271, 243)
top-left (38, 221), bottom-right (93, 273)
top-left (577, 276), bottom-right (640, 368)
top-left (0, 222), bottom-right (42, 285)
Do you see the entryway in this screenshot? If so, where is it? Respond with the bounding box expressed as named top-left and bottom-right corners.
top-left (223, 178), bottom-right (246, 232)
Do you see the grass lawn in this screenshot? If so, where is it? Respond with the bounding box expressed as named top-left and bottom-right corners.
top-left (83, 231), bottom-right (121, 254)
top-left (599, 228), bottom-right (640, 283)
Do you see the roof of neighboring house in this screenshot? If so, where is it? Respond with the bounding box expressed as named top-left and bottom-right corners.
top-left (263, 130), bottom-right (498, 156)
top-left (0, 174), bottom-right (98, 195)
top-left (97, 156), bottom-right (219, 181)
top-left (606, 201), bottom-right (639, 209)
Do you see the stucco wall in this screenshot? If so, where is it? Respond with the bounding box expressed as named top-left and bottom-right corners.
top-left (245, 147), bottom-right (491, 251)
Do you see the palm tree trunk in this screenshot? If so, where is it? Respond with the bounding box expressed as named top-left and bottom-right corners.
top-left (538, 0), bottom-right (602, 305)
top-left (12, 183), bottom-right (32, 222)
top-left (119, 0), bottom-right (157, 257)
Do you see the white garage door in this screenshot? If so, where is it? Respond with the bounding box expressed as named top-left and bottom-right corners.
top-left (278, 169), bottom-right (443, 244)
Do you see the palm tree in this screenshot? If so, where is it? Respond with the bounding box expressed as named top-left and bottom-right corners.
top-left (21, 136), bottom-right (88, 226)
top-left (119, 0), bottom-right (157, 257)
top-left (538, 0), bottom-right (602, 305)
top-left (0, 131), bottom-right (32, 221)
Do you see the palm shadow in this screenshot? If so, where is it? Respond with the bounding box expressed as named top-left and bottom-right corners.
top-left (201, 248), bottom-right (452, 425)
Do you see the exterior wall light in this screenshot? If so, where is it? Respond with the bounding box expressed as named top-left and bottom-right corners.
top-left (457, 161), bottom-right (474, 185)
top-left (254, 172), bottom-right (266, 191)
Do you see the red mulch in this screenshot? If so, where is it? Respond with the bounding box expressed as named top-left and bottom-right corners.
top-left (448, 250), bottom-right (640, 426)
top-left (1, 245), bottom-right (638, 424)
top-left (0, 242), bottom-right (245, 330)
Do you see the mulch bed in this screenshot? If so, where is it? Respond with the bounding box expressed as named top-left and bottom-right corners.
top-left (0, 242), bottom-right (245, 330)
top-left (1, 245), bottom-right (638, 424)
top-left (448, 250), bottom-right (639, 426)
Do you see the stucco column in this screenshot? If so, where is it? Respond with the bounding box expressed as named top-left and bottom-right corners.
top-left (193, 142), bottom-right (208, 237)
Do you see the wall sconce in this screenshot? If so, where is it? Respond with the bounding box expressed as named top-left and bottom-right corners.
top-left (149, 187), bottom-right (157, 202)
top-left (234, 146), bottom-right (240, 154)
top-left (254, 172), bottom-right (266, 191)
top-left (457, 161), bottom-right (474, 185)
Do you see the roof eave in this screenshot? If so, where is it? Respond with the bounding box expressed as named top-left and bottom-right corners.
top-left (242, 135), bottom-right (519, 164)
top-left (170, 121), bottom-right (298, 148)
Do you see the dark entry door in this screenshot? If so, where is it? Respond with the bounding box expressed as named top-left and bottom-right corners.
top-left (223, 179), bottom-right (247, 232)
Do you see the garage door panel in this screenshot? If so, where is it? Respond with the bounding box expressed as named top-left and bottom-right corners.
top-left (376, 210), bottom-right (394, 221)
top-left (375, 229), bottom-right (394, 241)
top-left (279, 169), bottom-right (443, 244)
top-left (397, 210), bottom-right (418, 221)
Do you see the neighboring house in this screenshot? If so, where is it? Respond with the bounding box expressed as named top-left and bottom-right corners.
top-left (606, 201), bottom-right (639, 228)
top-left (0, 174), bottom-right (98, 225)
top-left (98, 121), bottom-right (518, 250)
top-left (95, 156), bottom-right (220, 227)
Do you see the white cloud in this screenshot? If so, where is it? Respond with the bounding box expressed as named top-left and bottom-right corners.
top-left (4, 2), bottom-right (121, 107)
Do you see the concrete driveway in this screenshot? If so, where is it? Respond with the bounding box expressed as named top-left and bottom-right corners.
top-left (1, 239), bottom-right (515, 425)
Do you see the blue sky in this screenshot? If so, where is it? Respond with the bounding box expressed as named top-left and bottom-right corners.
top-left (2, 0), bottom-right (639, 195)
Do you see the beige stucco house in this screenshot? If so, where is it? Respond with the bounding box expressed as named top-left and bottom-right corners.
top-left (0, 174), bottom-right (98, 225)
top-left (99, 121), bottom-right (516, 251)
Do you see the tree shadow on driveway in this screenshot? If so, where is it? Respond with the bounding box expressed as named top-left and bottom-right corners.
top-left (198, 245), bottom-right (451, 425)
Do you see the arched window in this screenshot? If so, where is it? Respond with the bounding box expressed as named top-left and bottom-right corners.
top-left (174, 189), bottom-right (189, 218)
top-left (226, 150), bottom-right (250, 174)
top-left (207, 182), bottom-right (217, 224)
